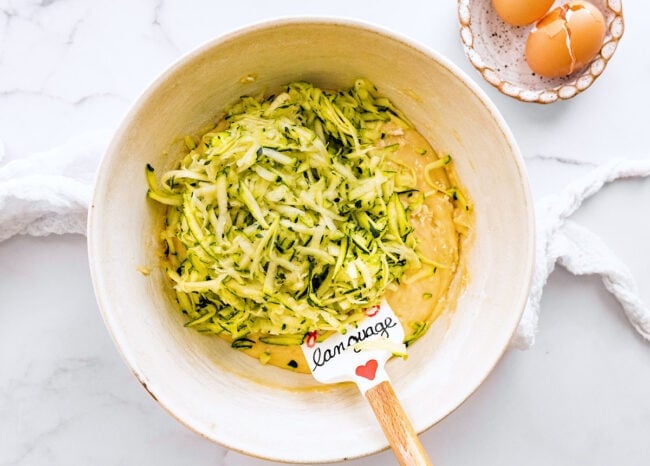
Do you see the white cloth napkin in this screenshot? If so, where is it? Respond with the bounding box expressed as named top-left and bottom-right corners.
top-left (0, 131), bottom-right (112, 241)
top-left (1, 133), bottom-right (649, 349)
top-left (512, 159), bottom-right (650, 348)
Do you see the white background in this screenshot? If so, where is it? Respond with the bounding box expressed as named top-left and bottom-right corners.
top-left (1, 1), bottom-right (649, 465)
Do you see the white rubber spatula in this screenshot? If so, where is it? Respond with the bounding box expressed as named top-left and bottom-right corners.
top-left (301, 301), bottom-right (433, 466)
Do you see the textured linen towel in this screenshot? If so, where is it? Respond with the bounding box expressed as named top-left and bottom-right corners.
top-left (512, 159), bottom-right (650, 348)
top-left (0, 131), bottom-right (112, 241)
top-left (1, 133), bottom-right (649, 349)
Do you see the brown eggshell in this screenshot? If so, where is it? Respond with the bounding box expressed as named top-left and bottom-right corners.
top-left (492, 0), bottom-right (555, 26)
top-left (565, 1), bottom-right (606, 68)
top-left (525, 11), bottom-right (574, 78)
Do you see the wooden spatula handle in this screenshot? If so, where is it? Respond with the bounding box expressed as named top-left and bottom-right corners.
top-left (365, 380), bottom-right (433, 466)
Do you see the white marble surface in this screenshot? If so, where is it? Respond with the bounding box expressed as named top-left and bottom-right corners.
top-left (1, 0), bottom-right (649, 465)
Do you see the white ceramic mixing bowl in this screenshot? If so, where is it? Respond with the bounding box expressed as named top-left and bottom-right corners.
top-left (88, 18), bottom-right (534, 463)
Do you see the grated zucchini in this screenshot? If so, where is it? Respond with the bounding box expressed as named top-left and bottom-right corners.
top-left (147, 79), bottom-right (428, 340)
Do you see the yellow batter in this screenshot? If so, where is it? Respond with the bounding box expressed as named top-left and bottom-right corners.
top-left (149, 80), bottom-right (472, 374)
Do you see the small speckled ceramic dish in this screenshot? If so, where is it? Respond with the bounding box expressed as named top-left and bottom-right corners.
top-left (458, 0), bottom-right (624, 103)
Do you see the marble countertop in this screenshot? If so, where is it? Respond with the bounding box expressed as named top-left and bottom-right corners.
top-left (1, 1), bottom-right (649, 465)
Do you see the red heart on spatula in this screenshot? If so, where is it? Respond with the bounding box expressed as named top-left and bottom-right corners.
top-left (355, 359), bottom-right (379, 380)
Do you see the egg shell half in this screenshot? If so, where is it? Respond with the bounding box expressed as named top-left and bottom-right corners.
top-left (565, 1), bottom-right (606, 68)
top-left (492, 0), bottom-right (555, 26)
top-left (525, 9), bottom-right (574, 78)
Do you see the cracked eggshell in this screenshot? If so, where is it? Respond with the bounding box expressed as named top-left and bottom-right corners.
top-left (492, 0), bottom-right (555, 26)
top-left (526, 10), bottom-right (574, 78)
top-left (567, 1), bottom-right (607, 68)
top-left (458, 0), bottom-right (624, 103)
top-left (526, 1), bottom-right (607, 78)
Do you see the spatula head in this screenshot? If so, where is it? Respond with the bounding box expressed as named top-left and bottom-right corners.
top-left (301, 300), bottom-right (406, 393)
